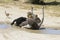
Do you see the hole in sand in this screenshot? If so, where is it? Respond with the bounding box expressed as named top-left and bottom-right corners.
top-left (0, 24), bottom-right (11, 29)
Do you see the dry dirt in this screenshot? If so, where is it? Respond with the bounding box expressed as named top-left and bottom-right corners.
top-left (0, 3), bottom-right (60, 40)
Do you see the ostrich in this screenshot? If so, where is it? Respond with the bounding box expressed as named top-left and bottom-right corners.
top-left (19, 7), bottom-right (44, 30)
top-left (11, 7), bottom-right (44, 30)
top-left (31, 6), bottom-right (44, 29)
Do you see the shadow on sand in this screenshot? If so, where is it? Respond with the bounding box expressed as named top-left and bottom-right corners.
top-left (32, 1), bottom-right (60, 5)
top-left (44, 1), bottom-right (60, 5)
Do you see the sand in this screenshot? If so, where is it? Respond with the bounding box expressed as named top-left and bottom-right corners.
top-left (0, 4), bottom-right (60, 40)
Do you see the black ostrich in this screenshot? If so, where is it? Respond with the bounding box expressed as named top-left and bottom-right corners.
top-left (11, 17), bottom-right (27, 26)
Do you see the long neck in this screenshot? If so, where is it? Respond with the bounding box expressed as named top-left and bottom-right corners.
top-left (31, 7), bottom-right (36, 19)
top-left (39, 6), bottom-right (44, 28)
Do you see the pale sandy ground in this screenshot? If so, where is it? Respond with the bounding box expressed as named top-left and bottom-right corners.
top-left (0, 4), bottom-right (60, 40)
